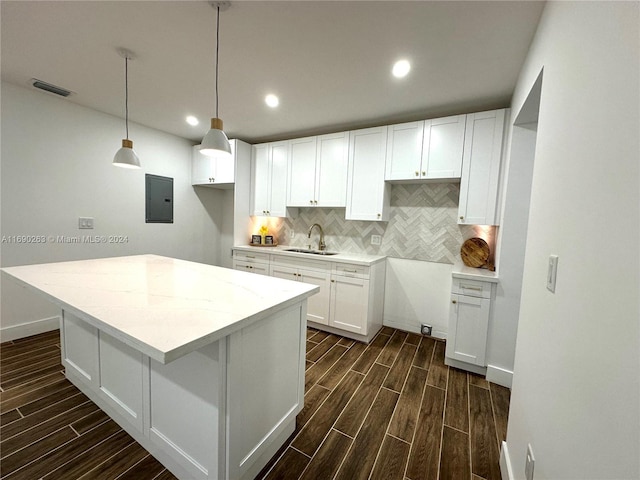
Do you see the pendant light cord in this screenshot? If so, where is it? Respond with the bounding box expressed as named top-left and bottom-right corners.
top-left (215, 5), bottom-right (220, 118)
top-left (125, 56), bottom-right (130, 140)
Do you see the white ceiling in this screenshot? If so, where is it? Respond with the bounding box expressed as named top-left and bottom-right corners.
top-left (1, 1), bottom-right (545, 144)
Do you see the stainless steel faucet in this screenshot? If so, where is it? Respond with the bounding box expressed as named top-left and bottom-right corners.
top-left (307, 223), bottom-right (326, 251)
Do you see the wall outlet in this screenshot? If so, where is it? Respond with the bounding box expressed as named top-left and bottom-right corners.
top-left (371, 234), bottom-right (381, 245)
top-left (421, 324), bottom-right (432, 336)
top-left (290, 229), bottom-right (295, 239)
top-left (78, 217), bottom-right (94, 229)
top-left (525, 443), bottom-right (535, 480)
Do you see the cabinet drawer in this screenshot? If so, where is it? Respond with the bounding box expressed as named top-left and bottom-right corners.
top-left (451, 278), bottom-right (492, 298)
top-left (233, 250), bottom-right (270, 264)
top-left (271, 255), bottom-right (330, 272)
top-left (333, 263), bottom-right (369, 279)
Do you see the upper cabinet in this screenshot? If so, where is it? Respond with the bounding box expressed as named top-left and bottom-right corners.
top-left (192, 140), bottom-right (237, 186)
top-left (251, 141), bottom-right (289, 217)
top-left (288, 132), bottom-right (349, 208)
top-left (346, 126), bottom-right (390, 221)
top-left (385, 115), bottom-right (466, 181)
top-left (458, 109), bottom-right (508, 226)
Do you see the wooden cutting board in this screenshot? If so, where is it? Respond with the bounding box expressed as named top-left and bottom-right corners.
top-left (461, 237), bottom-right (490, 268)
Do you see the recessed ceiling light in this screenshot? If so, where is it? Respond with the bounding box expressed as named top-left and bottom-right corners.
top-left (186, 115), bottom-right (199, 126)
top-left (265, 94), bottom-right (279, 108)
top-left (392, 59), bottom-right (411, 78)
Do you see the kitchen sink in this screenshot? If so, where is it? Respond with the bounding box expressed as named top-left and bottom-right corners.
top-left (284, 248), bottom-right (338, 256)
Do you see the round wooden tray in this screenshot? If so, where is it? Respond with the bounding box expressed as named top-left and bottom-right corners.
top-left (460, 237), bottom-right (490, 268)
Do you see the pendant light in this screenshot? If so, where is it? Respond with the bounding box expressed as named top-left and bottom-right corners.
top-left (200, 1), bottom-right (232, 158)
top-left (113, 48), bottom-right (141, 169)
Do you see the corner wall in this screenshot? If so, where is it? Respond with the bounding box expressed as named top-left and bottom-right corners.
top-left (503, 2), bottom-right (639, 478)
top-left (1, 82), bottom-right (225, 340)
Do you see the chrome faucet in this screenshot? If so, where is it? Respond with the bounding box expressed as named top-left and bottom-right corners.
top-left (307, 223), bottom-right (326, 251)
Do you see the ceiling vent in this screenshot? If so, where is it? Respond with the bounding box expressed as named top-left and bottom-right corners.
top-left (31, 78), bottom-right (72, 97)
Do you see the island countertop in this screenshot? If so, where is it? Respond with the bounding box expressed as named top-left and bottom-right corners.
top-left (2, 254), bottom-right (319, 363)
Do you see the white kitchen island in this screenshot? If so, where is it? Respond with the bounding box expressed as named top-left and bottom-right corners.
top-left (1, 254), bottom-right (319, 480)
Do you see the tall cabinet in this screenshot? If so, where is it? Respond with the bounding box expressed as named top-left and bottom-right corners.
top-left (251, 141), bottom-right (289, 217)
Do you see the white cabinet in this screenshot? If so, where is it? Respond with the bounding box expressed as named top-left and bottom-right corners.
top-left (270, 259), bottom-right (331, 326)
top-left (192, 141), bottom-right (237, 186)
top-left (346, 126), bottom-right (390, 221)
top-left (251, 141), bottom-right (289, 217)
top-left (232, 250), bottom-right (270, 276)
top-left (385, 115), bottom-right (466, 181)
top-left (288, 133), bottom-right (349, 207)
top-left (330, 270), bottom-right (368, 335)
top-left (458, 109), bottom-right (507, 225)
top-left (445, 278), bottom-right (494, 372)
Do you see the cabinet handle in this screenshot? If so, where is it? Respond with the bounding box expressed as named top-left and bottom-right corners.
top-left (459, 216), bottom-right (464, 220)
top-left (310, 200), bottom-right (314, 204)
top-left (314, 200), bottom-right (318, 205)
top-left (452, 300), bottom-right (457, 304)
top-left (246, 255), bottom-right (255, 259)
top-left (461, 286), bottom-right (483, 292)
top-left (343, 269), bottom-right (357, 273)
top-left (422, 171), bottom-right (426, 176)
top-left (377, 213), bottom-right (381, 218)
top-left (331, 279), bottom-right (335, 283)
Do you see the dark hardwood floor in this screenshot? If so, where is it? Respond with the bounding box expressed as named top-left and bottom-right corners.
top-left (0, 327), bottom-right (510, 480)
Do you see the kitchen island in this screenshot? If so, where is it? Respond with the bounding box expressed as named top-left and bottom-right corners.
top-left (1, 254), bottom-right (319, 480)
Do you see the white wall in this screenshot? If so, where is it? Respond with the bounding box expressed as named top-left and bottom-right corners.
top-left (1, 82), bottom-right (225, 340)
top-left (383, 257), bottom-right (452, 338)
top-left (503, 2), bottom-right (639, 479)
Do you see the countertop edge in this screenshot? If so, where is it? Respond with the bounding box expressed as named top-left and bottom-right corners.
top-left (233, 245), bottom-right (387, 266)
top-left (451, 261), bottom-right (499, 283)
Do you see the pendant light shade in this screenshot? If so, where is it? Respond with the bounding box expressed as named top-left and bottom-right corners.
top-left (113, 139), bottom-right (141, 168)
top-left (113, 48), bottom-right (141, 169)
top-left (201, 2), bottom-right (231, 158)
top-left (201, 117), bottom-right (232, 156)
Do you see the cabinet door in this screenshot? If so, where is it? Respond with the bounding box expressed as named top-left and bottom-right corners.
top-left (234, 260), bottom-right (269, 276)
top-left (288, 137), bottom-right (317, 207)
top-left (458, 109), bottom-right (506, 225)
top-left (299, 268), bottom-right (331, 326)
top-left (269, 141), bottom-right (289, 217)
top-left (423, 115), bottom-right (465, 179)
top-left (192, 146), bottom-right (216, 185)
top-left (251, 144), bottom-right (270, 215)
top-left (330, 275), bottom-right (369, 335)
top-left (316, 132), bottom-right (349, 207)
top-left (270, 264), bottom-right (299, 281)
top-left (346, 126), bottom-right (390, 221)
top-left (445, 294), bottom-right (490, 366)
top-left (214, 139), bottom-right (236, 184)
top-left (385, 121), bottom-right (424, 180)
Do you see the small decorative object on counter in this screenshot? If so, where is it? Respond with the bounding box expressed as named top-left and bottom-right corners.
top-left (251, 234), bottom-right (261, 245)
top-left (264, 235), bottom-right (274, 245)
top-left (259, 224), bottom-right (269, 244)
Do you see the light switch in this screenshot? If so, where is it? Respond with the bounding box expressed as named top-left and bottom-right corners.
top-left (547, 255), bottom-right (558, 293)
top-left (371, 235), bottom-right (381, 246)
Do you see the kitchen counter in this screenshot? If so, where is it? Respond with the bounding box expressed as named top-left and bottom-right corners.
top-left (452, 260), bottom-right (499, 283)
top-left (234, 244), bottom-right (386, 266)
top-left (2, 254), bottom-right (317, 480)
top-left (2, 254), bottom-right (318, 363)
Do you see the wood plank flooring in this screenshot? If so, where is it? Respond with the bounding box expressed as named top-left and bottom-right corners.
top-left (259, 326), bottom-right (511, 480)
top-left (0, 330), bottom-right (176, 480)
top-left (1, 327), bottom-right (510, 480)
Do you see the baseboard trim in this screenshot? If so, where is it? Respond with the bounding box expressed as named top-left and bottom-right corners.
top-left (486, 364), bottom-right (513, 388)
top-left (500, 441), bottom-right (515, 480)
top-left (0, 316), bottom-right (60, 342)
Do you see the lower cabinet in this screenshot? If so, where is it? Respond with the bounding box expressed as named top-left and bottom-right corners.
top-left (232, 251), bottom-right (270, 276)
top-left (234, 249), bottom-right (386, 343)
top-left (445, 277), bottom-right (495, 374)
top-left (270, 262), bottom-right (331, 326)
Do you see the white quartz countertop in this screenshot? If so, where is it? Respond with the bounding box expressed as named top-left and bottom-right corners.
top-left (233, 245), bottom-right (386, 266)
top-left (1, 254), bottom-right (319, 363)
top-left (452, 260), bottom-right (499, 283)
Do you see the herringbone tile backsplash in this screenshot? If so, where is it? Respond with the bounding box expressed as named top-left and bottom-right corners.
top-left (249, 183), bottom-right (495, 264)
